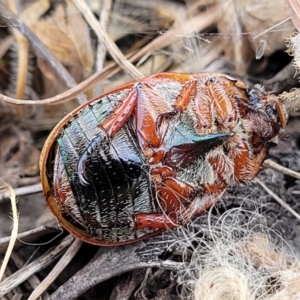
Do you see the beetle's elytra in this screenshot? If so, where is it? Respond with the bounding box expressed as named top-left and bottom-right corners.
top-left (40, 73), bottom-right (288, 246)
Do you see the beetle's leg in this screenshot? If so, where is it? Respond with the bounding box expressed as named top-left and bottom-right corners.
top-left (135, 152), bottom-right (230, 231)
top-left (158, 79), bottom-right (214, 131)
top-left (133, 176), bottom-right (197, 231)
top-left (151, 167), bottom-right (200, 211)
top-left (226, 136), bottom-right (266, 181)
top-left (170, 147), bottom-right (231, 221)
top-left (169, 77), bottom-right (236, 131)
top-left (135, 213), bottom-right (179, 230)
top-left (177, 150), bottom-right (233, 220)
top-left (100, 88), bottom-right (138, 137)
top-left (154, 175), bottom-right (225, 223)
top-left (100, 83), bottom-right (172, 161)
top-left (169, 80), bottom-right (197, 113)
top-left (146, 133), bottom-right (232, 224)
top-left (205, 76), bottom-right (245, 130)
top-left (134, 83), bottom-right (171, 150)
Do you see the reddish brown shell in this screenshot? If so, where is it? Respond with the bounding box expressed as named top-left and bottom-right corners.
top-left (40, 72), bottom-right (287, 246)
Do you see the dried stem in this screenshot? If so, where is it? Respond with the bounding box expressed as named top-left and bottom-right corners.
top-left (0, 185), bottom-right (18, 282)
top-left (263, 159), bottom-right (300, 180)
top-left (94, 0), bottom-right (113, 95)
top-left (0, 235), bottom-right (74, 297)
top-left (0, 183), bottom-right (42, 203)
top-left (255, 178), bottom-right (300, 221)
top-left (73, 0), bottom-right (143, 80)
top-left (0, 2), bottom-right (87, 104)
top-left (0, 5), bottom-right (217, 106)
top-left (28, 239), bottom-right (83, 300)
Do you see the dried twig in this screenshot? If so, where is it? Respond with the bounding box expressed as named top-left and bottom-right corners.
top-left (11, 252), bottom-right (50, 298)
top-left (0, 2), bottom-right (87, 104)
top-left (94, 0), bottom-right (112, 95)
top-left (28, 238), bottom-right (83, 300)
top-left (0, 226), bottom-right (61, 254)
top-left (48, 240), bottom-right (185, 299)
top-left (73, 0), bottom-right (143, 80)
top-left (0, 183), bottom-right (42, 203)
top-left (263, 159), bottom-right (300, 180)
top-left (255, 178), bottom-right (300, 221)
top-left (0, 185), bottom-right (18, 282)
top-left (0, 235), bottom-right (74, 297)
top-left (0, 5), bottom-right (218, 107)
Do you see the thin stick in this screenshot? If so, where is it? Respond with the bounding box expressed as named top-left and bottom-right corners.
top-left (0, 183), bottom-right (42, 203)
top-left (73, 0), bottom-right (143, 80)
top-left (11, 252), bottom-right (50, 298)
top-left (0, 235), bottom-right (73, 296)
top-left (253, 17), bottom-right (291, 39)
top-left (263, 159), bottom-right (300, 180)
top-left (0, 5), bottom-right (218, 106)
top-left (0, 3), bottom-right (86, 104)
top-left (28, 239), bottom-right (83, 300)
top-left (94, 0), bottom-right (112, 95)
top-left (255, 178), bottom-right (300, 221)
top-left (0, 185), bottom-right (18, 282)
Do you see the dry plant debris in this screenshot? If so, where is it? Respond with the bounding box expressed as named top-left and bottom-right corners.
top-left (0, 0), bottom-right (300, 299)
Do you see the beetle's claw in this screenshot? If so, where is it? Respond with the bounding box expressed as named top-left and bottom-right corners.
top-left (77, 155), bottom-right (89, 186)
top-left (78, 173), bottom-right (89, 186)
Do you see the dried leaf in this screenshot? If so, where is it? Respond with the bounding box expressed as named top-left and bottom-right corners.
top-left (286, 0), bottom-right (300, 32)
top-left (217, 0), bottom-right (294, 74)
top-left (31, 0), bottom-right (94, 72)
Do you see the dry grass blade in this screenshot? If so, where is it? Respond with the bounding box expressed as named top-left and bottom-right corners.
top-left (131, 5), bottom-right (218, 66)
top-left (0, 235), bottom-right (74, 297)
top-left (73, 0), bottom-right (143, 80)
top-left (12, 37), bottom-right (29, 100)
top-left (7, 27), bottom-right (29, 100)
top-left (31, 0), bottom-right (94, 73)
top-left (286, 0), bottom-right (300, 32)
top-left (0, 2), bottom-right (86, 104)
top-left (0, 183), bottom-right (42, 203)
top-left (48, 241), bottom-right (184, 299)
top-left (96, 0), bottom-right (112, 71)
top-left (0, 185), bottom-right (18, 282)
top-left (94, 0), bottom-right (112, 95)
top-left (7, 0), bottom-right (51, 100)
top-left (0, 5), bottom-right (218, 107)
top-left (217, 0), bottom-right (293, 74)
top-left (0, 61), bottom-right (119, 106)
top-left (0, 226), bottom-right (61, 254)
top-left (252, 17), bottom-right (291, 40)
top-left (263, 159), bottom-right (300, 180)
top-left (28, 238), bottom-right (83, 300)
top-left (11, 252), bottom-right (50, 298)
top-left (255, 178), bottom-right (300, 221)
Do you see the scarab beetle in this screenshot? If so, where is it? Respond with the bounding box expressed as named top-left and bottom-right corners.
top-left (40, 73), bottom-right (288, 246)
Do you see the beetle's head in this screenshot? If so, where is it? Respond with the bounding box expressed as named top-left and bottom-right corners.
top-left (246, 86), bottom-right (288, 129)
top-left (234, 86), bottom-right (288, 150)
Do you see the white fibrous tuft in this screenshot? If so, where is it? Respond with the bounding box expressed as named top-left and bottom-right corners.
top-left (175, 207), bottom-right (300, 300)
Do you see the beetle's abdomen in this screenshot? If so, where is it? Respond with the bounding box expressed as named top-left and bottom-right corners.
top-left (53, 96), bottom-right (158, 242)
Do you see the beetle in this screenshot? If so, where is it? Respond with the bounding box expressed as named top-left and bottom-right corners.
top-left (40, 72), bottom-right (288, 246)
